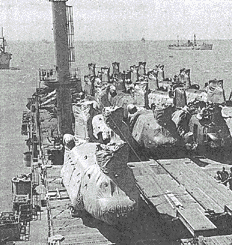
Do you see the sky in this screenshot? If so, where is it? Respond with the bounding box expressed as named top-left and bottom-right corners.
top-left (0, 0), bottom-right (232, 41)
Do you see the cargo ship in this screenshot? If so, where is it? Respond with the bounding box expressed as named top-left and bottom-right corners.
top-left (3, 1), bottom-right (232, 244)
top-left (168, 34), bottom-right (213, 50)
top-left (0, 28), bottom-right (12, 69)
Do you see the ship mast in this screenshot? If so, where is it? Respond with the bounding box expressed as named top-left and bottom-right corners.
top-left (194, 34), bottom-right (197, 46)
top-left (49, 0), bottom-right (73, 135)
top-left (1, 27), bottom-right (5, 52)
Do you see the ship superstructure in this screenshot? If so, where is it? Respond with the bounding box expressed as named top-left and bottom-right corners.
top-left (0, 28), bottom-right (12, 69)
top-left (168, 34), bottom-right (213, 50)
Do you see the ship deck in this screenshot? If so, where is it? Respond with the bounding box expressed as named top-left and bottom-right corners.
top-left (12, 94), bottom-right (232, 245)
top-left (46, 165), bottom-right (114, 245)
top-left (11, 156), bottom-right (232, 245)
top-left (44, 165), bottom-right (176, 245)
top-left (131, 158), bottom-right (232, 244)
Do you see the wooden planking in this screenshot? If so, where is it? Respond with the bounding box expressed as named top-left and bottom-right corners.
top-left (132, 161), bottom-right (175, 216)
top-left (132, 160), bottom-right (220, 238)
top-left (169, 166), bottom-right (223, 212)
top-left (129, 161), bottom-right (158, 176)
top-left (157, 159), bottom-right (231, 213)
top-left (167, 165), bottom-right (223, 213)
top-left (177, 208), bottom-right (216, 237)
top-left (182, 161), bottom-right (232, 207)
top-left (135, 173), bottom-right (174, 216)
top-left (132, 160), bottom-right (205, 217)
top-left (45, 165), bottom-right (67, 193)
top-left (151, 174), bottom-right (204, 213)
top-left (182, 235), bottom-right (232, 245)
top-left (49, 194), bottom-right (113, 245)
top-left (180, 159), bottom-right (232, 200)
top-left (46, 165), bottom-right (62, 178)
top-left (135, 175), bottom-right (164, 198)
top-left (145, 161), bottom-right (208, 213)
top-left (182, 159), bottom-right (232, 197)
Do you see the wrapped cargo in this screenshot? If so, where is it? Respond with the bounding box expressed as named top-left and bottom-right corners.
top-left (72, 101), bottom-right (99, 141)
top-left (132, 106), bottom-right (180, 149)
top-left (206, 80), bottom-right (225, 104)
top-left (61, 140), bottom-right (138, 225)
top-left (61, 107), bottom-right (139, 225)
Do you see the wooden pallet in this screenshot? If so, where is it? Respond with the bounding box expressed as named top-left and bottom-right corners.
top-left (130, 159), bottom-right (231, 238)
top-left (181, 234), bottom-right (232, 245)
top-left (157, 158), bottom-right (232, 214)
top-left (177, 208), bottom-right (216, 237)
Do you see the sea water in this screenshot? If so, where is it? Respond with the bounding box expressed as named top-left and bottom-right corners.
top-left (1, 39), bottom-right (232, 211)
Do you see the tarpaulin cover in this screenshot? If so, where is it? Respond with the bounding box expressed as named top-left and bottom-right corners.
top-left (172, 109), bottom-right (187, 128)
top-left (72, 101), bottom-right (99, 141)
top-left (185, 89), bottom-right (207, 104)
top-left (96, 142), bottom-right (129, 173)
top-left (132, 110), bottom-right (180, 148)
top-left (174, 88), bottom-right (187, 108)
top-left (224, 118), bottom-right (232, 137)
top-left (133, 82), bottom-right (147, 106)
top-left (112, 91), bottom-right (135, 108)
top-left (221, 106), bottom-right (232, 136)
top-left (102, 107), bottom-right (142, 162)
top-left (206, 85), bottom-right (225, 104)
top-left (94, 85), bottom-right (116, 110)
top-left (172, 109), bottom-right (192, 142)
top-left (188, 111), bottom-right (231, 146)
top-left (148, 78), bottom-right (158, 91)
top-left (148, 91), bottom-right (173, 108)
top-left (39, 109), bottom-right (58, 146)
top-left (128, 109), bottom-right (150, 130)
top-left (221, 106), bottom-right (232, 118)
top-left (61, 141), bottom-right (138, 225)
top-left (104, 107), bottom-right (139, 143)
top-left (111, 92), bottom-right (135, 119)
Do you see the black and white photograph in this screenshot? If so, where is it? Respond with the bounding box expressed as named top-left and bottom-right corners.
top-left (1, 0), bottom-right (232, 244)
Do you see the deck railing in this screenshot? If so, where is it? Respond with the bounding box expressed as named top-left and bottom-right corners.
top-left (39, 68), bottom-right (81, 82)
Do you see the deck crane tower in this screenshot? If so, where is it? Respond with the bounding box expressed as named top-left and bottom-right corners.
top-left (48, 0), bottom-right (75, 135)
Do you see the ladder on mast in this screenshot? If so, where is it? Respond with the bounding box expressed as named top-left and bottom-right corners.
top-left (66, 6), bottom-right (75, 64)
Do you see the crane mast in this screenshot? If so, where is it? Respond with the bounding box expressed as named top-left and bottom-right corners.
top-left (49, 0), bottom-right (73, 135)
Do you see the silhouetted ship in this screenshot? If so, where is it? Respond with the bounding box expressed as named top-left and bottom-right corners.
top-left (168, 34), bottom-right (213, 50)
top-left (0, 28), bottom-right (12, 69)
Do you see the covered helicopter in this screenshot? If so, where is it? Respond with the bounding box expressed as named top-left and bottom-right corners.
top-left (60, 104), bottom-right (140, 226)
top-left (38, 62), bottom-right (232, 160)
top-left (35, 60), bottom-right (232, 226)
top-left (81, 62), bottom-right (232, 153)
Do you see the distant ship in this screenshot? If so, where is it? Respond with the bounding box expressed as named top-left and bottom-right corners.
top-left (0, 28), bottom-right (12, 69)
top-left (168, 34), bottom-right (213, 50)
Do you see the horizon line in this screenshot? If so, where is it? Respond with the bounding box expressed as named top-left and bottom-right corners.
top-left (6, 38), bottom-right (232, 42)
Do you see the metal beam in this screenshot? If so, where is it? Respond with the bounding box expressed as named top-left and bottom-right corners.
top-left (50, 0), bottom-right (73, 135)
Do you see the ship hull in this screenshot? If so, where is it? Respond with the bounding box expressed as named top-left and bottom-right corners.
top-left (197, 44), bottom-right (213, 50)
top-left (0, 52), bottom-right (12, 69)
top-left (168, 46), bottom-right (194, 50)
top-left (168, 44), bottom-right (213, 50)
